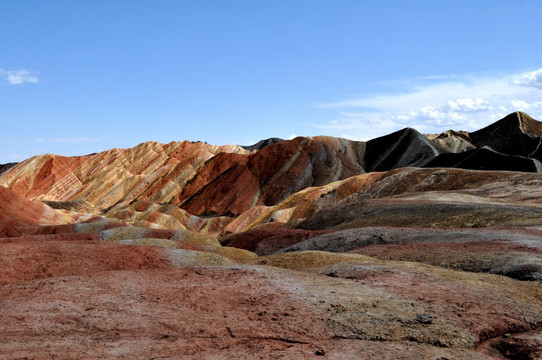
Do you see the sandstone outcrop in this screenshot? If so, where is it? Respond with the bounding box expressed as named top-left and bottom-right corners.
top-left (2, 112), bottom-right (542, 227)
top-left (0, 186), bottom-right (75, 237)
top-left (297, 167), bottom-right (542, 230)
top-left (0, 141), bottom-right (249, 211)
top-left (3, 112), bottom-right (542, 358)
top-left (172, 137), bottom-right (364, 216)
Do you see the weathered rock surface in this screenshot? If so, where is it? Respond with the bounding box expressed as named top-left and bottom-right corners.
top-left (424, 112), bottom-right (542, 172)
top-left (426, 130), bottom-right (475, 153)
top-left (241, 137), bottom-right (284, 150)
top-left (364, 127), bottom-right (445, 172)
top-left (221, 228), bottom-right (333, 255)
top-left (0, 186), bottom-right (75, 237)
top-left (297, 167), bottom-right (542, 230)
top-left (0, 141), bottom-right (249, 211)
top-left (424, 146), bottom-right (542, 172)
top-left (278, 227), bottom-right (542, 281)
top-left (0, 137), bottom-right (367, 222)
top-left (4, 112), bottom-right (542, 359)
top-left (3, 112), bottom-right (542, 230)
top-left (469, 111), bottom-right (542, 158)
top-left (0, 265), bottom-right (500, 359)
top-left (2, 222), bottom-right (541, 359)
top-left (171, 137), bottom-right (364, 216)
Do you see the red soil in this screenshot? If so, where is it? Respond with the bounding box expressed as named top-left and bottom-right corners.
top-left (0, 239), bottom-right (170, 286)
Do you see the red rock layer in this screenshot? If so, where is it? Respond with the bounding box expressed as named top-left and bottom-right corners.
top-left (0, 186), bottom-right (68, 237)
top-left (0, 141), bottom-right (249, 211)
top-left (0, 138), bottom-right (365, 217)
top-left (174, 137), bottom-right (364, 216)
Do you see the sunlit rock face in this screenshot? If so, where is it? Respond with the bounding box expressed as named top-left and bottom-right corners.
top-left (0, 185), bottom-right (76, 237)
top-left (0, 141), bottom-right (250, 211)
top-left (2, 112), bottom-right (542, 359)
top-left (3, 112), bottom-right (542, 223)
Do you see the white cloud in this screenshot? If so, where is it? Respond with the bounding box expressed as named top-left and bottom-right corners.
top-left (515, 69), bottom-right (542, 89)
top-left (315, 68), bottom-right (542, 139)
top-left (0, 69), bottom-right (39, 85)
top-left (510, 100), bottom-right (531, 111)
top-left (446, 98), bottom-right (489, 112)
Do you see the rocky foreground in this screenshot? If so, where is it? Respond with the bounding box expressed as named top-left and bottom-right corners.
top-left (1, 112), bottom-right (542, 359)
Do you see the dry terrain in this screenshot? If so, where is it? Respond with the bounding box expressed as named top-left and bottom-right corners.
top-left (1, 112), bottom-right (542, 359)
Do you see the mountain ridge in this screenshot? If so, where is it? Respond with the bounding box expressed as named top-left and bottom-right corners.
top-left (3, 112), bottom-right (542, 359)
top-left (2, 111), bottom-right (542, 231)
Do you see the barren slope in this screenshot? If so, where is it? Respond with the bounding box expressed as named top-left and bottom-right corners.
top-left (1, 224), bottom-right (541, 359)
top-left (0, 186), bottom-right (74, 237)
top-left (3, 112), bottom-right (542, 359)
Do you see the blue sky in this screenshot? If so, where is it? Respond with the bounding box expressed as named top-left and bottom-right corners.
top-left (2, 0), bottom-right (542, 163)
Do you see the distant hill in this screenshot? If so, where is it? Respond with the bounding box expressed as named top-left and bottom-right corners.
top-left (3, 112), bottom-right (542, 360)
top-left (241, 137), bottom-right (284, 150)
top-left (0, 186), bottom-right (70, 237)
top-left (0, 162), bottom-right (17, 176)
top-left (2, 111), bottom-right (542, 231)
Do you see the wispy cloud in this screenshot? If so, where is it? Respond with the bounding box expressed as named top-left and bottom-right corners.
top-left (316, 69), bottom-right (542, 139)
top-left (0, 68), bottom-right (39, 85)
top-left (0, 138), bottom-right (101, 145)
top-left (0, 138), bottom-right (101, 163)
top-left (32, 137), bottom-right (100, 144)
top-left (0, 153), bottom-right (27, 163)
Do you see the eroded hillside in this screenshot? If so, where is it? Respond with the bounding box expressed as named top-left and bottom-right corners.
top-left (2, 112), bottom-right (542, 359)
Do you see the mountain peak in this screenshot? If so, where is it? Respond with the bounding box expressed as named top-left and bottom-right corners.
top-left (516, 111), bottom-right (542, 137)
top-left (364, 127), bottom-right (445, 172)
top-left (241, 138), bottom-right (284, 151)
top-left (473, 112), bottom-right (542, 138)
